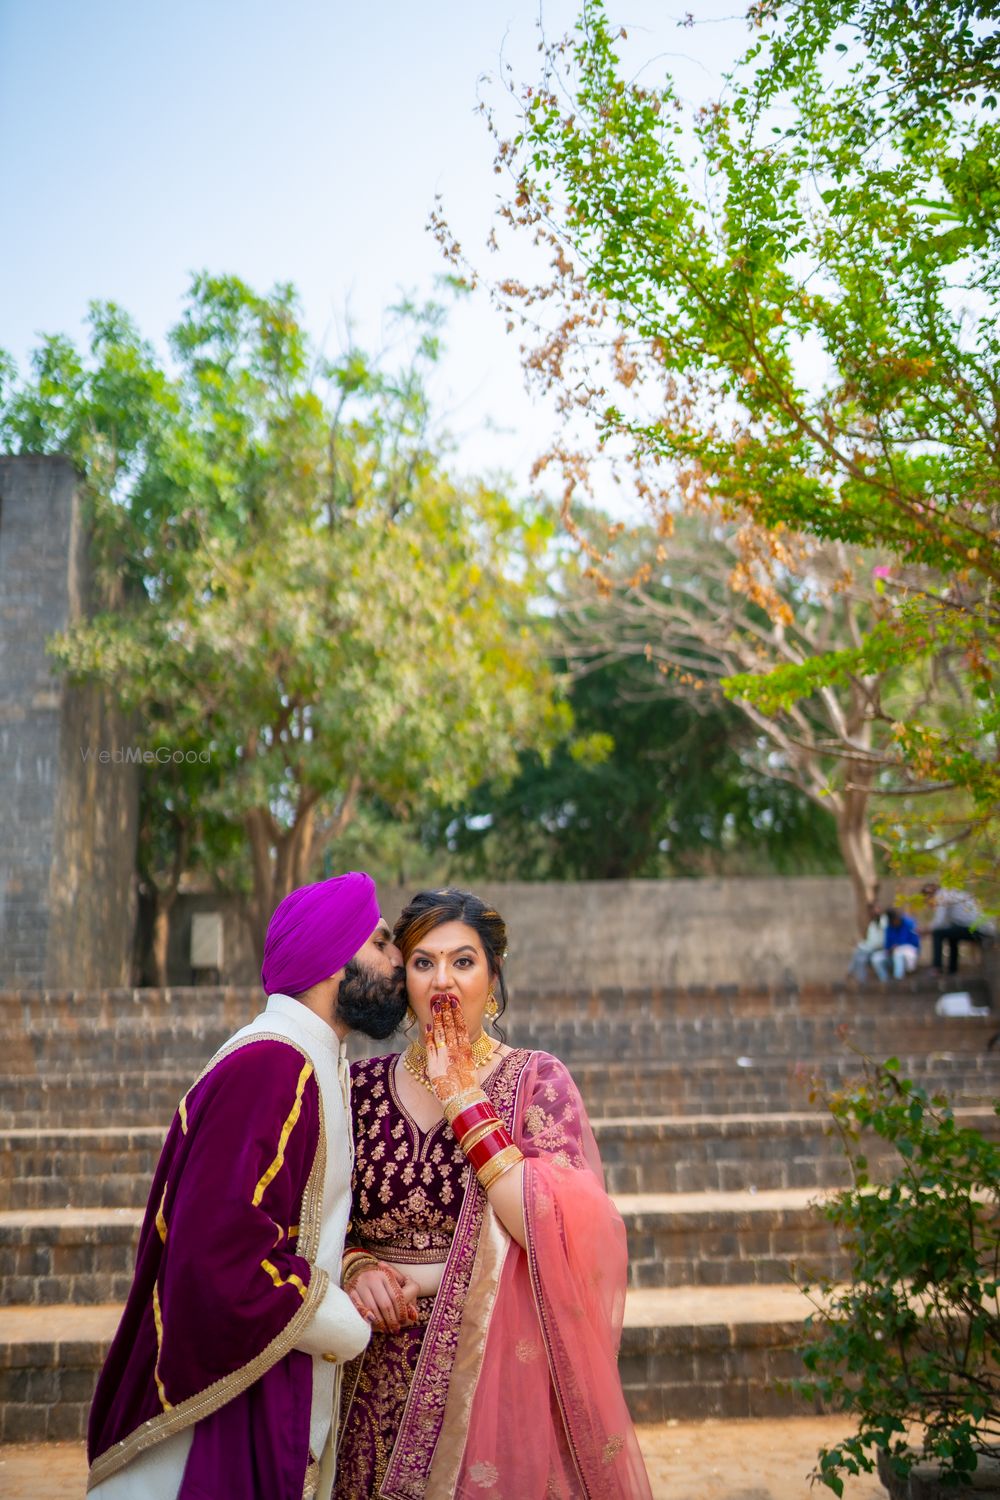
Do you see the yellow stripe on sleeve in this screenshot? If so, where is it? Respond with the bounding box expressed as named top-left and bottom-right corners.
top-left (260, 1258), bottom-right (308, 1300)
top-left (178, 1094), bottom-right (188, 1135)
top-left (152, 1283), bottom-right (173, 1411)
top-left (251, 1061), bottom-right (313, 1208)
top-left (155, 1185), bottom-right (168, 1244)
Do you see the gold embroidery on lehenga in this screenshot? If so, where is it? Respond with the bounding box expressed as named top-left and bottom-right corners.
top-left (349, 1056), bottom-right (472, 1261)
top-left (515, 1338), bottom-right (540, 1363)
top-left (468, 1459), bottom-right (500, 1487)
top-left (338, 1051), bottom-right (530, 1500)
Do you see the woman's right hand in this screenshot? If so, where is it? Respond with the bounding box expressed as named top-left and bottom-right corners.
top-left (347, 1264), bottom-right (419, 1334)
top-left (426, 992), bottom-right (479, 1110)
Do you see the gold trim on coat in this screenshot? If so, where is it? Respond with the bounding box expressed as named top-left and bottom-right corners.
top-left (87, 1032), bottom-right (328, 1491)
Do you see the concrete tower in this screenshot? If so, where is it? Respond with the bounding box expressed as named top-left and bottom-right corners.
top-left (0, 455), bottom-right (138, 986)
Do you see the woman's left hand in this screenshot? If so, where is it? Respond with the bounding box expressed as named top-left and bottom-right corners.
top-left (425, 993), bottom-right (478, 1110)
top-left (347, 1263), bottom-right (419, 1333)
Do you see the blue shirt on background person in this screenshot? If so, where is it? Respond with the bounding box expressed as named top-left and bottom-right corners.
top-left (885, 912), bottom-right (920, 952)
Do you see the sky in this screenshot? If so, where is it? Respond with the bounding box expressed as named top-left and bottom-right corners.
top-left (0, 0), bottom-right (752, 497)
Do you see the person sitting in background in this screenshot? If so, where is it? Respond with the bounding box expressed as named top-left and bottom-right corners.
top-left (877, 907), bottom-right (921, 981)
top-left (848, 901), bottom-right (887, 983)
top-left (922, 883), bottom-right (995, 977)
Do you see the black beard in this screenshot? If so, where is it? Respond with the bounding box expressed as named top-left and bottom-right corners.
top-left (336, 960), bottom-right (408, 1040)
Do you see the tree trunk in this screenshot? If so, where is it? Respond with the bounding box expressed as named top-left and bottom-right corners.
top-left (837, 683), bottom-right (880, 936)
top-left (140, 823), bottom-right (188, 987)
top-left (150, 899), bottom-right (172, 988)
top-left (245, 799), bottom-right (321, 967)
top-left (834, 794), bottom-right (878, 936)
top-left (245, 780), bottom-right (366, 967)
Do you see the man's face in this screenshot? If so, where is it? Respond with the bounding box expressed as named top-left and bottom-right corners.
top-left (335, 921), bottom-right (407, 1040)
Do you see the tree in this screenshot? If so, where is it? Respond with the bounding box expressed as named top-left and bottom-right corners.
top-left (444, 0), bottom-right (1000, 910)
top-left (0, 277), bottom-right (564, 957)
top-left (559, 522), bottom-right (891, 923)
top-left (427, 633), bottom-right (843, 881)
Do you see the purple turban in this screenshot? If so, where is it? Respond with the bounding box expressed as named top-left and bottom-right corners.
top-left (261, 872), bottom-right (381, 996)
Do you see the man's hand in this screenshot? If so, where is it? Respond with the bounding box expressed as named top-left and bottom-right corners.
top-left (425, 993), bottom-right (478, 1109)
top-left (347, 1263), bottom-right (419, 1334)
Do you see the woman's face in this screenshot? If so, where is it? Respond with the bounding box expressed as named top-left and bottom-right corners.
top-left (405, 919), bottom-right (493, 1038)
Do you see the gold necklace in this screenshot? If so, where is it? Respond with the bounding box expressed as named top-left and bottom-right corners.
top-left (402, 1031), bottom-right (496, 1094)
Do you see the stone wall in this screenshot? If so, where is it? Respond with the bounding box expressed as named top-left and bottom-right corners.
top-left (172, 876), bottom-right (873, 990)
top-left (0, 456), bottom-right (138, 987)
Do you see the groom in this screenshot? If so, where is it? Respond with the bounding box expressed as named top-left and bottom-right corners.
top-left (87, 871), bottom-right (411, 1499)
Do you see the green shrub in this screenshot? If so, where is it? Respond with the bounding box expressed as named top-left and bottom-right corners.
top-left (796, 1060), bottom-right (1000, 1495)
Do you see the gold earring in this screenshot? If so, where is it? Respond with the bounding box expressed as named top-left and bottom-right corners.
top-left (485, 989), bottom-right (499, 1019)
top-left (405, 1005), bottom-right (417, 1029)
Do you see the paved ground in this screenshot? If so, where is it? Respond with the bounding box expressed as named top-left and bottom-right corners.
top-left (0, 1418), bottom-right (886, 1499)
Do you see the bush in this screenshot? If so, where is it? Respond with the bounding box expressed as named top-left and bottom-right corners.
top-left (795, 1059), bottom-right (1000, 1495)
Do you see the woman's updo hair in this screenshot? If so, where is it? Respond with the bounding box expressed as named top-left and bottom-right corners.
top-left (393, 888), bottom-right (509, 1036)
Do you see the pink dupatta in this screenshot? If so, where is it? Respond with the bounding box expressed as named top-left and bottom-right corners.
top-left (377, 1048), bottom-right (651, 1500)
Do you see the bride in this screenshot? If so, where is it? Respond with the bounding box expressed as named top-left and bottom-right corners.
top-left (334, 887), bottom-right (651, 1499)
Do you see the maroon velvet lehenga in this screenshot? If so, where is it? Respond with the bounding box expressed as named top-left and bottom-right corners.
top-left (335, 1050), bottom-right (487, 1497)
top-left (335, 1047), bottom-right (651, 1500)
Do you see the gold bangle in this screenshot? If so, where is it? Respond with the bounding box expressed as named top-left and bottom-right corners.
top-left (443, 1087), bottom-right (488, 1125)
top-left (342, 1253), bottom-right (379, 1289)
top-left (458, 1119), bottom-right (504, 1153)
top-left (477, 1144), bottom-right (524, 1192)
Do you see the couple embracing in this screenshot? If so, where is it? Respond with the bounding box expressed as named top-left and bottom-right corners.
top-left (87, 873), bottom-right (652, 1499)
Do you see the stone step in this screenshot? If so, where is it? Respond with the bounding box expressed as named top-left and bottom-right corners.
top-left (0, 1283), bottom-right (821, 1440)
top-left (0, 1304), bottom-right (117, 1442)
top-left (596, 1108), bottom-right (1000, 1195)
top-left (0, 1192), bottom-right (849, 1306)
top-left (619, 1190), bottom-right (846, 1288)
top-left (0, 1211), bottom-right (142, 1307)
top-left (0, 978), bottom-right (964, 1024)
top-left (5, 1008), bottom-right (996, 1077)
top-left (4, 1051), bottom-right (998, 1128)
top-left (570, 1055), bottom-right (1000, 1116)
top-left (620, 1284), bottom-right (818, 1421)
top-left (5, 1109), bottom-right (997, 1207)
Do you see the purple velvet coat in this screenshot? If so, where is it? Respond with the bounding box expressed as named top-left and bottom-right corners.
top-left (88, 1036), bottom-right (328, 1497)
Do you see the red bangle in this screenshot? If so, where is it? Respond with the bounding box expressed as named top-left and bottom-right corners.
top-left (450, 1099), bottom-right (500, 1143)
top-left (465, 1125), bottom-right (516, 1175)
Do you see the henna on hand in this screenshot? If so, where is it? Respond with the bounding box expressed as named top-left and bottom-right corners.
top-left (348, 1265), bottom-right (418, 1333)
top-left (378, 1261), bottom-right (419, 1324)
top-left (427, 993), bottom-right (478, 1106)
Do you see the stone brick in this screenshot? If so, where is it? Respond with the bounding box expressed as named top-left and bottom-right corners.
top-left (58, 1366), bottom-right (100, 1404)
top-left (47, 1400), bottom-right (89, 1439)
top-left (1, 1401), bottom-right (50, 1442)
